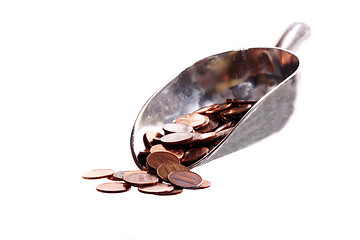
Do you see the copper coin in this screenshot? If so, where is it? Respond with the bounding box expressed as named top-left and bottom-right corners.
top-left (143, 130), bottom-right (163, 147)
top-left (138, 182), bottom-right (174, 194)
top-left (225, 99), bottom-right (257, 104)
top-left (190, 132), bottom-right (217, 144)
top-left (146, 151), bottom-right (180, 170)
top-left (82, 169), bottom-right (115, 179)
top-left (153, 187), bottom-right (183, 196)
top-left (160, 132), bottom-right (193, 145)
top-left (193, 103), bottom-right (219, 114)
top-left (150, 144), bottom-right (184, 159)
top-left (122, 170), bottom-right (148, 177)
top-left (197, 180), bottom-right (211, 189)
top-left (156, 163), bottom-right (188, 182)
top-left (196, 117), bottom-right (219, 133)
top-left (205, 103), bottom-right (232, 114)
top-left (181, 147), bottom-right (209, 165)
top-left (96, 182), bottom-right (131, 193)
top-left (162, 123), bottom-right (193, 134)
top-left (174, 113), bottom-right (208, 129)
top-left (214, 121), bottom-right (233, 133)
top-left (112, 171), bottom-right (128, 181)
top-left (168, 170), bottom-right (203, 189)
top-left (123, 172), bottom-right (159, 186)
top-left (107, 176), bottom-right (121, 181)
top-left (221, 104), bottom-right (252, 117)
top-left (217, 111), bottom-right (232, 122)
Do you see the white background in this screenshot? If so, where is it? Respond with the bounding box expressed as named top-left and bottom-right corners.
top-left (1, 1), bottom-right (359, 239)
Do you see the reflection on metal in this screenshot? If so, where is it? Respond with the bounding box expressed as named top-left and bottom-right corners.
top-left (130, 22), bottom-right (310, 169)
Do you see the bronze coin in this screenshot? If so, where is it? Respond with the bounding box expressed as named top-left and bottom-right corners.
top-left (156, 163), bottom-right (188, 182)
top-left (225, 99), bottom-right (257, 104)
top-left (190, 132), bottom-right (217, 144)
top-left (196, 117), bottom-right (219, 133)
top-left (123, 172), bottom-right (159, 186)
top-left (197, 180), bottom-right (211, 189)
top-left (168, 170), bottom-right (203, 189)
top-left (153, 187), bottom-right (183, 196)
top-left (107, 176), bottom-right (121, 181)
top-left (150, 144), bottom-right (184, 160)
top-left (162, 123), bottom-right (193, 134)
top-left (193, 103), bottom-right (219, 114)
top-left (122, 170), bottom-right (148, 177)
top-left (138, 182), bottom-right (174, 194)
top-left (205, 103), bottom-right (232, 114)
top-left (181, 147), bottom-right (209, 165)
top-left (146, 151), bottom-right (180, 170)
top-left (96, 182), bottom-right (131, 193)
top-left (217, 111), bottom-right (232, 122)
top-left (214, 121), bottom-right (233, 133)
top-left (221, 104), bottom-right (252, 117)
top-left (112, 171), bottom-right (128, 181)
top-left (160, 132), bottom-right (193, 145)
top-left (174, 113), bottom-right (208, 129)
top-left (143, 130), bottom-right (163, 148)
top-left (82, 169), bottom-right (115, 179)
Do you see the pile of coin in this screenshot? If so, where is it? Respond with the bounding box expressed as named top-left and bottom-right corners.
top-left (138, 98), bottom-right (257, 168)
top-left (82, 168), bottom-right (210, 195)
top-left (82, 99), bottom-right (256, 195)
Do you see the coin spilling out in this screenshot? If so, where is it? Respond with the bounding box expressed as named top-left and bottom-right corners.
top-left (83, 99), bottom-right (256, 195)
top-left (156, 163), bottom-right (188, 182)
top-left (82, 169), bottom-right (115, 179)
top-left (123, 172), bottom-right (159, 186)
top-left (138, 182), bottom-right (174, 194)
top-left (168, 170), bottom-right (203, 189)
top-left (139, 98), bottom-right (256, 167)
top-left (96, 182), bottom-right (131, 193)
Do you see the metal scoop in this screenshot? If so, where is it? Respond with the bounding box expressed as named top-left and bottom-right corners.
top-left (130, 22), bottom-right (311, 170)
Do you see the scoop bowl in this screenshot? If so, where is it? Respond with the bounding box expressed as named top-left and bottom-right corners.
top-left (130, 22), bottom-right (311, 169)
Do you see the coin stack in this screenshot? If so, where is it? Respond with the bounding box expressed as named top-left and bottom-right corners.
top-left (82, 99), bottom-right (256, 195)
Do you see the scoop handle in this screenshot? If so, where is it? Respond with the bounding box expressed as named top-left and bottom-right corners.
top-left (275, 22), bottom-right (311, 52)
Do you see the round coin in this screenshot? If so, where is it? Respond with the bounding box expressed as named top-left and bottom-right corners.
top-left (197, 180), bottom-right (211, 189)
top-left (162, 123), bottom-right (193, 134)
top-left (156, 163), bottom-right (188, 182)
top-left (143, 130), bottom-right (163, 148)
top-left (221, 104), bottom-right (252, 117)
top-left (96, 182), bottom-right (131, 193)
top-left (214, 121), bottom-right (233, 133)
top-left (150, 144), bottom-right (184, 159)
top-left (146, 151), bottom-right (180, 170)
top-left (168, 170), bottom-right (203, 189)
top-left (123, 172), bottom-right (159, 186)
top-left (205, 103), bottom-right (232, 114)
top-left (190, 132), bottom-right (216, 144)
top-left (112, 171), bottom-right (128, 181)
top-left (174, 113), bottom-right (208, 129)
top-left (153, 187), bottom-right (183, 196)
top-left (122, 170), bottom-right (148, 177)
top-left (193, 103), bottom-right (219, 114)
top-left (82, 169), bottom-right (115, 179)
top-left (138, 182), bottom-right (174, 194)
top-left (196, 117), bottom-right (219, 133)
top-left (160, 132), bottom-right (193, 145)
top-left (181, 147), bottom-right (209, 165)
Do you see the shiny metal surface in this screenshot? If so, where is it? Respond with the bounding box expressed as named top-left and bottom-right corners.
top-left (130, 22), bottom-right (310, 170)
